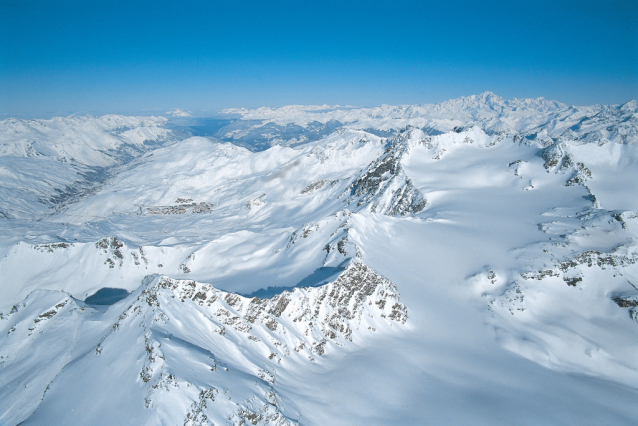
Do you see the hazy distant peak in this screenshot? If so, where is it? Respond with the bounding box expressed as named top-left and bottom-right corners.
top-left (221, 104), bottom-right (346, 115)
top-left (166, 108), bottom-right (192, 117)
top-left (620, 99), bottom-right (638, 111)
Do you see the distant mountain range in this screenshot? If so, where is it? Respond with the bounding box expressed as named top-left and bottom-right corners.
top-left (1, 93), bottom-right (638, 425)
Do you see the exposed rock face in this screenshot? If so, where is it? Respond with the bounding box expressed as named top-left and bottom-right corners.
top-left (473, 202), bottom-right (638, 379)
top-left (0, 261), bottom-right (407, 425)
top-left (96, 236), bottom-right (125, 268)
top-left (565, 162), bottom-right (592, 187)
top-left (98, 261), bottom-right (409, 425)
top-left (347, 130), bottom-right (427, 216)
top-left (541, 142), bottom-right (593, 187)
top-left (542, 142), bottom-right (572, 172)
top-left (557, 246), bottom-right (638, 271)
top-left (612, 291), bottom-right (638, 322)
top-left (33, 242), bottom-right (74, 253)
top-left (94, 236), bottom-right (149, 269)
top-left (300, 179), bottom-right (328, 195)
top-left (137, 261), bottom-right (407, 356)
top-left (519, 245), bottom-right (638, 286)
top-left (541, 141), bottom-right (598, 206)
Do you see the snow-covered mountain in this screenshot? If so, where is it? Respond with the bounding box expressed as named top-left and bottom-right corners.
top-left (0, 115), bottom-right (180, 219)
top-left (1, 93), bottom-right (638, 425)
top-left (217, 92), bottom-right (638, 149)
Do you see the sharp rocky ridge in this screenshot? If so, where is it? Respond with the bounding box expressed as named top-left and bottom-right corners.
top-left (1, 93), bottom-right (638, 425)
top-left (345, 128), bottom-right (428, 216)
top-left (0, 261), bottom-right (406, 425)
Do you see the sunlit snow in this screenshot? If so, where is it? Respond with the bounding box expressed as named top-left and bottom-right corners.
top-left (1, 93), bottom-right (637, 425)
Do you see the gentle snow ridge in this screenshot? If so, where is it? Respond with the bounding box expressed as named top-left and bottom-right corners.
top-left (1, 93), bottom-right (638, 425)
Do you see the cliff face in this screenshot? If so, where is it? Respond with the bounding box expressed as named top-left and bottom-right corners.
top-left (2, 94), bottom-right (638, 425)
top-left (0, 262), bottom-right (407, 425)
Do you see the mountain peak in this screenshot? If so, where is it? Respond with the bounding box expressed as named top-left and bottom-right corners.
top-left (477, 91), bottom-right (500, 101)
top-left (2, 91), bottom-right (638, 425)
top-left (621, 99), bottom-right (638, 111)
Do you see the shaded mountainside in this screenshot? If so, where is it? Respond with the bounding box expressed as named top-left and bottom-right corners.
top-left (0, 262), bottom-right (406, 425)
top-left (1, 93), bottom-right (638, 425)
top-left (346, 129), bottom-right (427, 216)
top-left (0, 115), bottom-right (181, 219)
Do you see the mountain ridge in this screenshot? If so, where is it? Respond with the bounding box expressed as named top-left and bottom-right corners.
top-left (1, 93), bottom-right (638, 425)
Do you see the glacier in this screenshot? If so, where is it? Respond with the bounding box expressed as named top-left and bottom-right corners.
top-left (1, 92), bottom-right (638, 425)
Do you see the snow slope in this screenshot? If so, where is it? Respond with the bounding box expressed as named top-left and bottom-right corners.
top-left (0, 115), bottom-right (178, 219)
top-left (1, 94), bottom-right (638, 425)
top-left (218, 92), bottom-right (638, 149)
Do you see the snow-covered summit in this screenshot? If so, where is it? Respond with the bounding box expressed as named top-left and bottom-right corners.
top-left (0, 260), bottom-right (406, 425)
top-left (0, 114), bottom-right (173, 166)
top-left (0, 114), bottom-right (179, 219)
top-left (1, 94), bottom-right (638, 424)
top-left (218, 91), bottom-right (570, 129)
top-left (214, 93), bottom-right (637, 149)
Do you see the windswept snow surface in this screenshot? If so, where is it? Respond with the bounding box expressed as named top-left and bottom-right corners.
top-left (1, 94), bottom-right (638, 425)
top-left (0, 115), bottom-right (178, 220)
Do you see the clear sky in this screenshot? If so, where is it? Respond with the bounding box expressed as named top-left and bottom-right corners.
top-left (1, 0), bottom-right (637, 117)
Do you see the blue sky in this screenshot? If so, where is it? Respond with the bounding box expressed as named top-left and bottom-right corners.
top-left (1, 0), bottom-right (637, 116)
